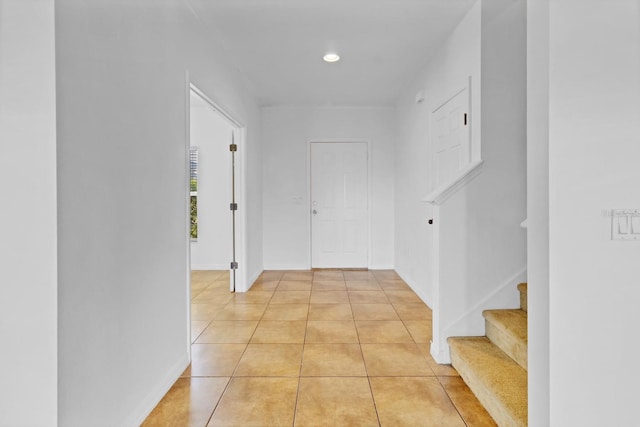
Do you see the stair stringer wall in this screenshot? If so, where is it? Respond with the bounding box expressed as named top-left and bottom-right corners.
top-left (432, 267), bottom-right (526, 363)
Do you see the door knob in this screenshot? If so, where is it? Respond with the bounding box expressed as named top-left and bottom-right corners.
top-left (312, 209), bottom-right (318, 215)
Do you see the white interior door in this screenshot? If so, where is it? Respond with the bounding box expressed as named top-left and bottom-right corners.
top-left (311, 142), bottom-right (368, 268)
top-left (432, 88), bottom-right (470, 187)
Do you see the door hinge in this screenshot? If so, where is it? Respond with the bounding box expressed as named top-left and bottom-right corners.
top-left (230, 261), bottom-right (238, 270)
top-left (230, 203), bottom-right (238, 211)
top-left (229, 143), bottom-right (237, 152)
top-left (464, 113), bottom-right (468, 126)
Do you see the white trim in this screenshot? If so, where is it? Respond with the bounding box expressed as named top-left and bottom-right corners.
top-left (395, 269), bottom-right (432, 309)
top-left (369, 264), bottom-right (395, 270)
top-left (188, 83), bottom-right (247, 294)
top-left (307, 139), bottom-right (372, 269)
top-left (125, 351), bottom-right (190, 427)
top-left (244, 268), bottom-right (263, 292)
top-left (422, 160), bottom-right (484, 205)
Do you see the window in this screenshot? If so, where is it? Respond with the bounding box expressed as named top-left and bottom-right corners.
top-left (190, 147), bottom-right (198, 240)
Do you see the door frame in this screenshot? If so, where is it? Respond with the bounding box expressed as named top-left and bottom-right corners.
top-left (187, 83), bottom-right (247, 292)
top-left (307, 139), bottom-right (372, 269)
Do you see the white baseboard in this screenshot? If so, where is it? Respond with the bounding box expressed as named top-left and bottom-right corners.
top-left (191, 263), bottom-right (228, 270)
top-left (431, 341), bottom-right (451, 364)
top-left (244, 268), bottom-right (263, 292)
top-left (124, 351), bottom-right (190, 427)
top-left (395, 269), bottom-right (432, 309)
top-left (369, 264), bottom-right (395, 270)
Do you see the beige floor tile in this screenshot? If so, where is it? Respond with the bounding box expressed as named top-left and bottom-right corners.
top-left (208, 377), bottom-right (298, 426)
top-left (345, 280), bottom-right (382, 291)
top-left (312, 280), bottom-right (347, 291)
top-left (377, 279), bottom-right (411, 291)
top-left (295, 377), bottom-right (378, 426)
top-left (191, 303), bottom-right (224, 321)
top-left (313, 271), bottom-right (345, 281)
top-left (392, 303), bottom-right (432, 320)
top-left (194, 321), bottom-right (258, 344)
top-left (215, 304), bottom-right (267, 320)
top-left (262, 303), bottom-right (309, 320)
top-left (351, 304), bottom-right (399, 320)
top-left (403, 319), bottom-right (432, 343)
top-left (370, 377), bottom-right (466, 427)
top-left (234, 343), bottom-right (303, 377)
top-left (371, 270), bottom-right (400, 280)
top-left (142, 377), bottom-right (229, 427)
top-left (301, 343), bottom-right (366, 377)
top-left (208, 280), bottom-right (232, 290)
top-left (259, 270), bottom-right (284, 281)
top-left (192, 289), bottom-right (234, 304)
top-left (308, 304), bottom-right (353, 320)
top-left (278, 280), bottom-right (313, 291)
top-left (249, 280), bottom-right (280, 291)
top-left (310, 290), bottom-right (350, 304)
top-left (270, 290), bottom-right (311, 304)
top-left (342, 270), bottom-right (377, 281)
top-left (306, 320), bottom-right (359, 343)
top-left (384, 290), bottom-right (424, 304)
top-left (439, 376), bottom-right (498, 427)
top-left (250, 320), bottom-right (307, 343)
top-left (348, 291), bottom-right (389, 304)
top-left (361, 343), bottom-right (433, 376)
top-left (355, 321), bottom-right (414, 343)
top-left (230, 291), bottom-right (273, 304)
top-left (191, 320), bottom-right (211, 343)
top-left (190, 344), bottom-right (246, 377)
top-left (282, 271), bottom-right (313, 281)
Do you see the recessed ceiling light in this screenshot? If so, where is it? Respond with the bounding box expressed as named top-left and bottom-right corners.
top-left (323, 53), bottom-right (340, 63)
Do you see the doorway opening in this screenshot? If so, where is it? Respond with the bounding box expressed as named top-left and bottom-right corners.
top-left (187, 85), bottom-right (246, 297)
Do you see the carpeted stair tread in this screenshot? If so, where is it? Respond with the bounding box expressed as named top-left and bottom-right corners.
top-left (448, 336), bottom-right (527, 427)
top-left (483, 309), bottom-right (528, 370)
top-left (517, 282), bottom-right (527, 312)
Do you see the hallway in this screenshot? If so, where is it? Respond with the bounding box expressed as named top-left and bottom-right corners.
top-left (143, 270), bottom-right (495, 426)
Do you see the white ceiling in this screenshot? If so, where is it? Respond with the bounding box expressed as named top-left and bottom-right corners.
top-left (186, 0), bottom-right (476, 106)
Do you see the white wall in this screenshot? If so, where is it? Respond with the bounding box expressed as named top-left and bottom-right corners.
top-left (0, 1), bottom-right (57, 425)
top-left (395, 0), bottom-right (482, 306)
top-left (262, 106), bottom-right (395, 270)
top-left (545, 2), bottom-right (640, 425)
top-left (395, 0), bottom-right (527, 364)
top-left (55, 1), bottom-right (261, 425)
top-left (190, 95), bottom-right (233, 270)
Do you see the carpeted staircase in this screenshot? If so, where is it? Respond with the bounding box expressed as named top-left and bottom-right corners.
top-left (448, 283), bottom-right (528, 427)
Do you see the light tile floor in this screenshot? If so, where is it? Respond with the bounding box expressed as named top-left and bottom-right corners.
top-left (143, 270), bottom-right (496, 426)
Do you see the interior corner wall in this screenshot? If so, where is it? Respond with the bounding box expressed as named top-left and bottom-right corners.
top-left (547, 1), bottom-right (640, 425)
top-left (189, 99), bottom-right (233, 270)
top-left (0, 1), bottom-right (58, 426)
top-left (55, 1), bottom-right (261, 425)
top-left (394, 1), bottom-right (481, 307)
top-left (261, 106), bottom-right (395, 270)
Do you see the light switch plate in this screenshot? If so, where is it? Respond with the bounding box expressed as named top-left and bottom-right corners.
top-left (611, 209), bottom-right (640, 240)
